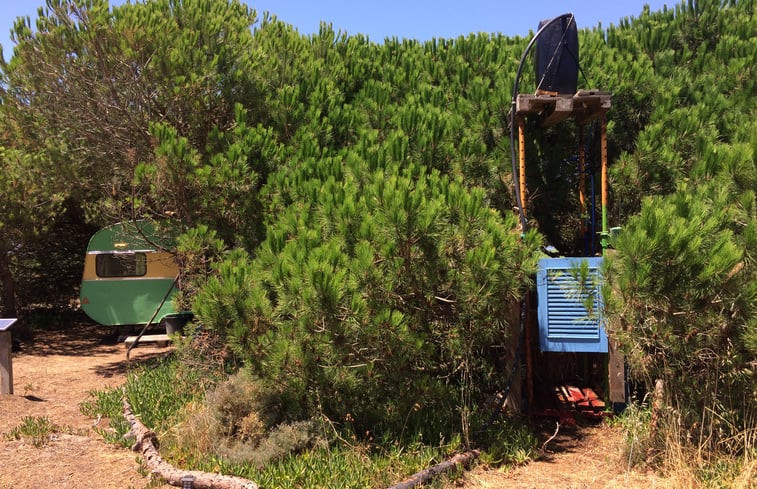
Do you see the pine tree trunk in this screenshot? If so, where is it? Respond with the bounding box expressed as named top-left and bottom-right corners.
top-left (0, 246), bottom-right (17, 318)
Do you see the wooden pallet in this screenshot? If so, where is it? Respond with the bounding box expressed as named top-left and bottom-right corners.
top-left (516, 89), bottom-right (611, 127)
top-left (124, 334), bottom-right (172, 348)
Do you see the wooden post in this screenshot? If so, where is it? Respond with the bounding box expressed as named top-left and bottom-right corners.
top-left (0, 332), bottom-right (12, 394)
top-left (608, 340), bottom-right (626, 408)
top-left (0, 325), bottom-right (14, 395)
top-left (524, 294), bottom-right (534, 412)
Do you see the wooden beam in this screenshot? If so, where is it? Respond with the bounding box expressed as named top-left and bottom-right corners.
top-left (576, 89), bottom-right (613, 106)
top-left (124, 334), bottom-right (172, 348)
top-left (387, 450), bottom-right (480, 489)
top-left (573, 90), bottom-right (612, 125)
top-left (541, 95), bottom-right (574, 127)
top-left (515, 90), bottom-right (612, 126)
top-left (608, 341), bottom-right (626, 407)
top-left (515, 93), bottom-right (571, 116)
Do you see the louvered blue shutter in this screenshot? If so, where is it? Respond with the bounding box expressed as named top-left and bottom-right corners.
top-left (537, 257), bottom-right (608, 353)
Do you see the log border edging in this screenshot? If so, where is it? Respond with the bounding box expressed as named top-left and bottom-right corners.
top-left (386, 449), bottom-right (480, 489)
top-left (122, 396), bottom-right (259, 489)
top-left (124, 394), bottom-right (481, 489)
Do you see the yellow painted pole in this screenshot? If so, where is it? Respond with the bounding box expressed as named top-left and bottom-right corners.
top-left (518, 117), bottom-right (527, 217)
top-left (517, 116), bottom-right (533, 410)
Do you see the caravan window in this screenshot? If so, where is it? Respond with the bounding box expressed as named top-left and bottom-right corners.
top-left (95, 253), bottom-right (147, 277)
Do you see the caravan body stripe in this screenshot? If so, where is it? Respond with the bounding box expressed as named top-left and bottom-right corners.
top-left (81, 251), bottom-right (178, 281)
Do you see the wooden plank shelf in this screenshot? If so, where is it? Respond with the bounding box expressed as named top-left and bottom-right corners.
top-left (124, 334), bottom-right (172, 348)
top-left (516, 90), bottom-right (611, 127)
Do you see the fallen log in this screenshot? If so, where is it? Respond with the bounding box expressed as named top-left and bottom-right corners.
top-left (122, 397), bottom-right (259, 489)
top-left (386, 449), bottom-right (480, 489)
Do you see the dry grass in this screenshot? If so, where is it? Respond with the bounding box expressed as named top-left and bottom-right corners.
top-left (619, 402), bottom-right (756, 489)
top-left (164, 370), bottom-right (322, 468)
top-left (655, 429), bottom-right (756, 489)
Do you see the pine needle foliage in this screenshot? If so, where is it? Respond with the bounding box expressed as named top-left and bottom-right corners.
top-left (1, 1), bottom-right (755, 478)
top-left (601, 0), bottom-right (756, 461)
top-left (194, 155), bottom-right (541, 438)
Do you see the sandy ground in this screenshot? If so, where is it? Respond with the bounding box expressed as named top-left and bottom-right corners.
top-left (0, 322), bottom-right (667, 489)
top-left (461, 422), bottom-right (667, 489)
top-left (0, 322), bottom-right (171, 489)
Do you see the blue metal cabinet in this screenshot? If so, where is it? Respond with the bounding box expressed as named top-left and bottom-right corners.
top-left (537, 257), bottom-right (608, 353)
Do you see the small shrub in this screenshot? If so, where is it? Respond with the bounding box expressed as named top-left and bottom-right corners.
top-left (614, 401), bottom-right (654, 468)
top-left (658, 437), bottom-right (756, 489)
top-left (477, 416), bottom-right (538, 466)
top-left (124, 355), bottom-right (209, 430)
top-left (617, 399), bottom-right (757, 488)
top-left (217, 420), bottom-right (323, 468)
top-left (4, 416), bottom-right (63, 447)
top-left (197, 439), bottom-right (462, 489)
top-left (172, 324), bottom-right (236, 380)
top-left (167, 370), bottom-right (323, 468)
top-left (204, 370), bottom-right (270, 441)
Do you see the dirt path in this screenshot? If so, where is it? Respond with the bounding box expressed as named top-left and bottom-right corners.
top-left (1, 322), bottom-right (666, 489)
top-left (462, 421), bottom-right (667, 489)
top-left (0, 322), bottom-right (171, 489)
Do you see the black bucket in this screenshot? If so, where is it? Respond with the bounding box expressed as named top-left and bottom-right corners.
top-left (163, 313), bottom-right (193, 335)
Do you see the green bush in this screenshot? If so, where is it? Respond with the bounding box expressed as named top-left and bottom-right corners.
top-left (191, 159), bottom-right (541, 439)
top-left (605, 179), bottom-right (756, 455)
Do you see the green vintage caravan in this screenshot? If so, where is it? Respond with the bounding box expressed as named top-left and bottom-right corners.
top-left (80, 221), bottom-right (182, 328)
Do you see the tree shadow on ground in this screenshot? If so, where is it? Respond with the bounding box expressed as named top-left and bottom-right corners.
top-left (14, 319), bottom-right (174, 378)
top-left (93, 351), bottom-right (171, 378)
top-left (16, 320), bottom-right (118, 357)
top-left (531, 418), bottom-right (600, 463)
top-left (18, 320), bottom-right (168, 357)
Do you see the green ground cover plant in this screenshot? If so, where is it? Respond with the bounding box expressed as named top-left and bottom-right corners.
top-left (83, 351), bottom-right (538, 488)
top-left (3, 415), bottom-right (67, 448)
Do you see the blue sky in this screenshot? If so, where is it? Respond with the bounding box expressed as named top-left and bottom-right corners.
top-left (1, 1), bottom-right (673, 61)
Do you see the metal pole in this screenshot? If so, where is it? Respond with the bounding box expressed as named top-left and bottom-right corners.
top-left (126, 275), bottom-right (179, 360)
top-left (591, 173), bottom-right (596, 256)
